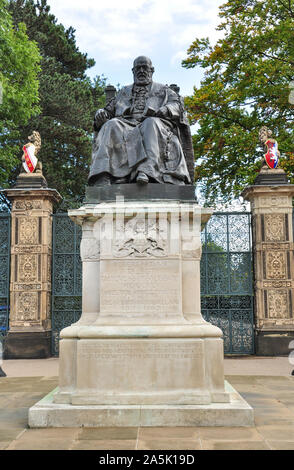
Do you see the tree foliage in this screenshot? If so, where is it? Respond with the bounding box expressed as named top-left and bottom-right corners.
top-left (0, 0), bottom-right (41, 186)
top-left (183, 0), bottom-right (294, 204)
top-left (8, 0), bottom-right (106, 204)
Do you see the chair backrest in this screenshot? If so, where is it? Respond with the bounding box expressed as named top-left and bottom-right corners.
top-left (105, 85), bottom-right (117, 104)
top-left (170, 84), bottom-right (195, 184)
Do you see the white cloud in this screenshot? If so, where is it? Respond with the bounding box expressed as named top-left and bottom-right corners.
top-left (47, 0), bottom-right (223, 61)
top-left (46, 0), bottom-right (224, 95)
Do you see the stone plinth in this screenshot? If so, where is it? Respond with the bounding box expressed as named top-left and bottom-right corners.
top-left (14, 171), bottom-right (48, 189)
top-left (4, 188), bottom-right (61, 358)
top-left (242, 181), bottom-right (294, 355)
top-left (29, 195), bottom-right (253, 426)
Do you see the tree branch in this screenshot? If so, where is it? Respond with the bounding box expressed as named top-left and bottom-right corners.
top-left (275, 0), bottom-right (294, 17)
top-left (260, 52), bottom-right (294, 66)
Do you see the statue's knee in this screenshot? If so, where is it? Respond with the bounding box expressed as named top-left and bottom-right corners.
top-left (141, 117), bottom-right (160, 128)
top-left (102, 118), bottom-right (119, 131)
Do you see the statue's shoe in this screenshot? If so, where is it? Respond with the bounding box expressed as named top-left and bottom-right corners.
top-left (93, 173), bottom-right (111, 186)
top-left (136, 172), bottom-right (149, 184)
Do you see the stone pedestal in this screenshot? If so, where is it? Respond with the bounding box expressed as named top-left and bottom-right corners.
top-left (29, 192), bottom-right (253, 426)
top-left (242, 177), bottom-right (294, 355)
top-left (4, 188), bottom-right (61, 358)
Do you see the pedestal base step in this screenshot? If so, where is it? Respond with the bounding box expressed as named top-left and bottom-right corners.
top-left (28, 382), bottom-right (254, 427)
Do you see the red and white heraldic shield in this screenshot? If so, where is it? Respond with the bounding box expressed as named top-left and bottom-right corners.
top-left (23, 144), bottom-right (38, 173)
top-left (265, 139), bottom-right (279, 169)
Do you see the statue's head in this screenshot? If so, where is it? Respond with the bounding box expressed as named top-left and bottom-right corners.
top-left (259, 126), bottom-right (272, 145)
top-left (28, 130), bottom-right (41, 144)
top-left (28, 131), bottom-right (41, 153)
top-left (132, 56), bottom-right (154, 85)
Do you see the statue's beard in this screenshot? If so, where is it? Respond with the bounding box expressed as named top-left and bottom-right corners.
top-left (134, 73), bottom-right (152, 85)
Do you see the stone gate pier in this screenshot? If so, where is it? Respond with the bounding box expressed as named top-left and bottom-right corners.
top-left (243, 170), bottom-right (294, 355)
top-left (3, 175), bottom-right (61, 358)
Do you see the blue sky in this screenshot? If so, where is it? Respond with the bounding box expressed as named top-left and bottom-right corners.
top-left (47, 0), bottom-right (224, 97)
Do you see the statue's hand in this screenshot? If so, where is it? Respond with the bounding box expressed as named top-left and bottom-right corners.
top-left (94, 109), bottom-right (109, 127)
top-left (156, 106), bottom-right (169, 119)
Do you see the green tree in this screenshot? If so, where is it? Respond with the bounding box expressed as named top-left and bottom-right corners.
top-left (8, 0), bottom-right (106, 204)
top-left (183, 0), bottom-right (294, 204)
top-left (0, 0), bottom-right (41, 187)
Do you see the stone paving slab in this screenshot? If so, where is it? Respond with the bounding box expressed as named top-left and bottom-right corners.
top-left (0, 375), bottom-right (293, 450)
top-left (78, 427), bottom-right (138, 440)
top-left (0, 442), bottom-right (10, 450)
top-left (137, 438), bottom-right (202, 450)
top-left (201, 440), bottom-right (271, 450)
top-left (267, 440), bottom-right (294, 450)
top-left (72, 440), bottom-right (137, 450)
top-left (138, 426), bottom-right (199, 439)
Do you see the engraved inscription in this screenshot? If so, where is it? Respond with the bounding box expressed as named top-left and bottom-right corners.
top-left (79, 341), bottom-right (202, 361)
top-left (100, 260), bottom-right (180, 313)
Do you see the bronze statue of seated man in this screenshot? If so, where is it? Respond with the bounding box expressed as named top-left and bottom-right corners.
top-left (88, 56), bottom-right (192, 186)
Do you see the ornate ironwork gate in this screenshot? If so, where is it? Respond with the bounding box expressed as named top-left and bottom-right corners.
top-left (51, 211), bottom-right (254, 355)
top-left (201, 212), bottom-right (254, 354)
top-left (51, 214), bottom-right (82, 355)
top-left (0, 212), bottom-right (10, 336)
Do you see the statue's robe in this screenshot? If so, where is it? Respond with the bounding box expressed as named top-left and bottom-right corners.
top-left (88, 81), bottom-right (191, 185)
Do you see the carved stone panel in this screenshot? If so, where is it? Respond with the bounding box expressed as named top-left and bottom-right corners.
top-left (260, 196), bottom-right (289, 209)
top-left (18, 254), bottom-right (38, 282)
top-left (18, 217), bottom-right (39, 245)
top-left (267, 289), bottom-right (289, 319)
top-left (113, 216), bottom-right (167, 258)
top-left (265, 251), bottom-right (286, 279)
top-left (80, 238), bottom-right (100, 261)
top-left (13, 292), bottom-right (39, 322)
top-left (14, 200), bottom-right (43, 211)
top-left (264, 214), bottom-right (285, 242)
top-left (14, 245), bottom-right (42, 254)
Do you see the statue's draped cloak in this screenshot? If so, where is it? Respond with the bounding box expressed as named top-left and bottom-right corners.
top-left (89, 82), bottom-right (192, 185)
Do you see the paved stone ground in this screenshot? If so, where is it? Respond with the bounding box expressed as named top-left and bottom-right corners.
top-left (0, 374), bottom-right (294, 450)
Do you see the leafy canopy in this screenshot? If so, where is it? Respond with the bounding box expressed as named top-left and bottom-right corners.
top-left (0, 0), bottom-right (41, 186)
top-left (183, 0), bottom-right (294, 204)
top-left (8, 0), bottom-right (106, 205)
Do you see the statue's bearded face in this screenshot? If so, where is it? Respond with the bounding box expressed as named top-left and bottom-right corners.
top-left (132, 58), bottom-right (154, 85)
